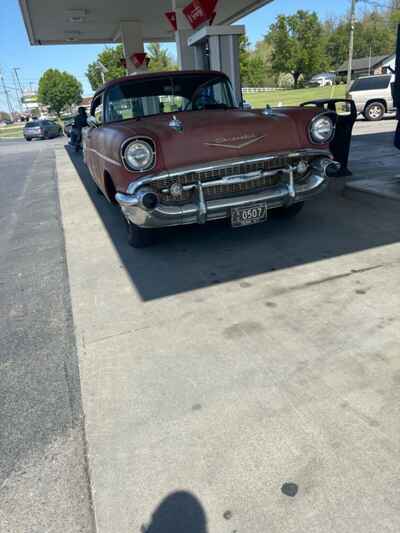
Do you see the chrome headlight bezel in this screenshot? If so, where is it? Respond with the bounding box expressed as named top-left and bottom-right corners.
top-left (121, 137), bottom-right (156, 172)
top-left (309, 113), bottom-right (335, 145)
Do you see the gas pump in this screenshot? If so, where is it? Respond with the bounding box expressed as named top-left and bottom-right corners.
top-left (187, 25), bottom-right (245, 105)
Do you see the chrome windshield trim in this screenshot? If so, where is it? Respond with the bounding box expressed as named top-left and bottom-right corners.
top-left (126, 149), bottom-right (331, 194)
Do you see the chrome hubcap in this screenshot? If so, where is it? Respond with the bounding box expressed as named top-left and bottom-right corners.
top-left (369, 105), bottom-right (382, 119)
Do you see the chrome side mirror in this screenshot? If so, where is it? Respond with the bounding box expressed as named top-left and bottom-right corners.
top-left (87, 116), bottom-right (98, 128)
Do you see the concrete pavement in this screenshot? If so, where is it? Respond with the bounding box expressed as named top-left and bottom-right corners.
top-left (346, 119), bottom-right (400, 201)
top-left (0, 138), bottom-right (95, 533)
top-left (55, 124), bottom-right (400, 533)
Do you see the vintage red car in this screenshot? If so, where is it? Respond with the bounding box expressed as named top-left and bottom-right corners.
top-left (83, 70), bottom-right (339, 247)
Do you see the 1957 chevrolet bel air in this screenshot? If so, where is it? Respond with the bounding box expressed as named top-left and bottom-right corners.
top-left (83, 70), bottom-right (339, 247)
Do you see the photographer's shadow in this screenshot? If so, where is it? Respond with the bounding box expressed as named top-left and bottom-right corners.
top-left (141, 491), bottom-right (208, 533)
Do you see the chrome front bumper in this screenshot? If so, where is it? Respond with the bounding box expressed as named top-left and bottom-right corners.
top-left (116, 157), bottom-right (339, 229)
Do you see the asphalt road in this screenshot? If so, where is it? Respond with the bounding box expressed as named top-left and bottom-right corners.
top-left (0, 138), bottom-right (95, 533)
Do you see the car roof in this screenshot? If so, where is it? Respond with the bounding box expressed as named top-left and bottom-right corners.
top-left (93, 70), bottom-right (228, 99)
top-left (357, 74), bottom-right (391, 80)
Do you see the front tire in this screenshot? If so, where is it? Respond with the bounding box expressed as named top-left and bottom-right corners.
top-left (127, 220), bottom-right (155, 248)
top-left (25, 137), bottom-right (32, 142)
top-left (275, 202), bottom-right (304, 218)
top-left (364, 102), bottom-right (385, 121)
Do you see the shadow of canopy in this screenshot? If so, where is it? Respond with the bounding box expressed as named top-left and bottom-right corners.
top-left (65, 141), bottom-right (400, 302)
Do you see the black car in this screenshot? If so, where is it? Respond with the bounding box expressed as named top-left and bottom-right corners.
top-left (23, 119), bottom-right (62, 141)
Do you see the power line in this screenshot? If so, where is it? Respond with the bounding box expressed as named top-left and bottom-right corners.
top-left (0, 69), bottom-right (15, 117)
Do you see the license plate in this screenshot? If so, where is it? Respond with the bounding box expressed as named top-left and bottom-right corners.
top-left (231, 203), bottom-right (267, 228)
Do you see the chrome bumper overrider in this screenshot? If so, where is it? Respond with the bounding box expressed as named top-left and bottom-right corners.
top-left (116, 156), bottom-right (339, 229)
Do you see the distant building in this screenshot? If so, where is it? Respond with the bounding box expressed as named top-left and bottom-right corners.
top-left (336, 54), bottom-right (395, 80)
top-left (77, 96), bottom-right (93, 112)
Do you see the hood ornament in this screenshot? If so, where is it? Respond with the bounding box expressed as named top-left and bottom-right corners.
top-left (169, 115), bottom-right (183, 133)
top-left (262, 104), bottom-right (287, 119)
top-left (263, 104), bottom-right (273, 116)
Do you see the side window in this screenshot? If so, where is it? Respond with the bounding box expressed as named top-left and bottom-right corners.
top-left (351, 76), bottom-right (391, 92)
top-left (91, 95), bottom-right (103, 125)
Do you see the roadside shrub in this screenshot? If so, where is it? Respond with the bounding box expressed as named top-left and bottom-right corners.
top-left (277, 73), bottom-right (295, 88)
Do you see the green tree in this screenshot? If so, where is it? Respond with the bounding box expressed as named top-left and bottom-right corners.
top-left (38, 69), bottom-right (82, 116)
top-left (254, 38), bottom-right (276, 86)
top-left (243, 56), bottom-right (267, 87)
top-left (267, 10), bottom-right (327, 87)
top-left (146, 43), bottom-right (177, 72)
top-left (325, 10), bottom-right (397, 69)
top-left (240, 35), bottom-right (276, 87)
top-left (239, 35), bottom-right (252, 85)
top-left (86, 45), bottom-right (126, 91)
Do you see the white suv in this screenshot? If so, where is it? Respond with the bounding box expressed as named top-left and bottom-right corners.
top-left (349, 75), bottom-right (395, 121)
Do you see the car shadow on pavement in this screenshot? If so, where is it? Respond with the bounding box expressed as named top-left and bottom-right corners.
top-left (65, 144), bottom-right (400, 302)
top-left (140, 491), bottom-right (208, 533)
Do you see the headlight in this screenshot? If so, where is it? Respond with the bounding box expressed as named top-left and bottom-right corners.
top-left (309, 115), bottom-right (335, 144)
top-left (124, 139), bottom-right (154, 171)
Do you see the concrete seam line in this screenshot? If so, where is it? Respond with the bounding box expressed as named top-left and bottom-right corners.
top-left (54, 143), bottom-right (98, 533)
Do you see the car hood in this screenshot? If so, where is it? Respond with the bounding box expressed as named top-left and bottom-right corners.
top-left (110, 108), bottom-right (323, 172)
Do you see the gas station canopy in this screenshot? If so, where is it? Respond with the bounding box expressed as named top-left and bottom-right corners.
top-left (19, 0), bottom-right (272, 45)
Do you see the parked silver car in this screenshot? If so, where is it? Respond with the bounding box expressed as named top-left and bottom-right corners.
top-left (23, 119), bottom-right (62, 141)
top-left (348, 75), bottom-right (395, 121)
top-left (307, 72), bottom-right (336, 88)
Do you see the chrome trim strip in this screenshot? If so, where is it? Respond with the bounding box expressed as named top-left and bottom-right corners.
top-left (86, 148), bottom-right (121, 167)
top-left (126, 149), bottom-right (331, 194)
top-left (204, 135), bottom-right (266, 149)
top-left (160, 166), bottom-right (291, 193)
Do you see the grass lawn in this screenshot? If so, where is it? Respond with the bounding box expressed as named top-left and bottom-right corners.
top-left (245, 85), bottom-right (347, 109)
top-left (0, 123), bottom-right (24, 139)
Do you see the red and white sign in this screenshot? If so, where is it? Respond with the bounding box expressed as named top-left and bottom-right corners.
top-left (165, 11), bottom-right (177, 32)
top-left (130, 53), bottom-right (147, 68)
top-left (196, 0), bottom-right (218, 18)
top-left (183, 0), bottom-right (218, 30)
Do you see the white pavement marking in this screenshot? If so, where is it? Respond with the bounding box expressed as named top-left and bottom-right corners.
top-left (56, 143), bottom-right (400, 533)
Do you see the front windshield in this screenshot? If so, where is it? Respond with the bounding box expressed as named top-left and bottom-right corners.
top-left (104, 74), bottom-right (236, 122)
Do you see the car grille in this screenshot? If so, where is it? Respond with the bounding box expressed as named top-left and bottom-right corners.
top-left (153, 155), bottom-right (313, 204)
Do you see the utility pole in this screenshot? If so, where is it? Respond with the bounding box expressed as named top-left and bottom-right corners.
top-left (346, 0), bottom-right (357, 94)
top-left (11, 70), bottom-right (22, 112)
top-left (368, 45), bottom-right (372, 76)
top-left (13, 68), bottom-right (25, 110)
top-left (0, 68), bottom-right (14, 119)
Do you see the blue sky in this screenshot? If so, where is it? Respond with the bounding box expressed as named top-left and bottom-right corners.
top-left (0, 0), bottom-right (353, 111)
